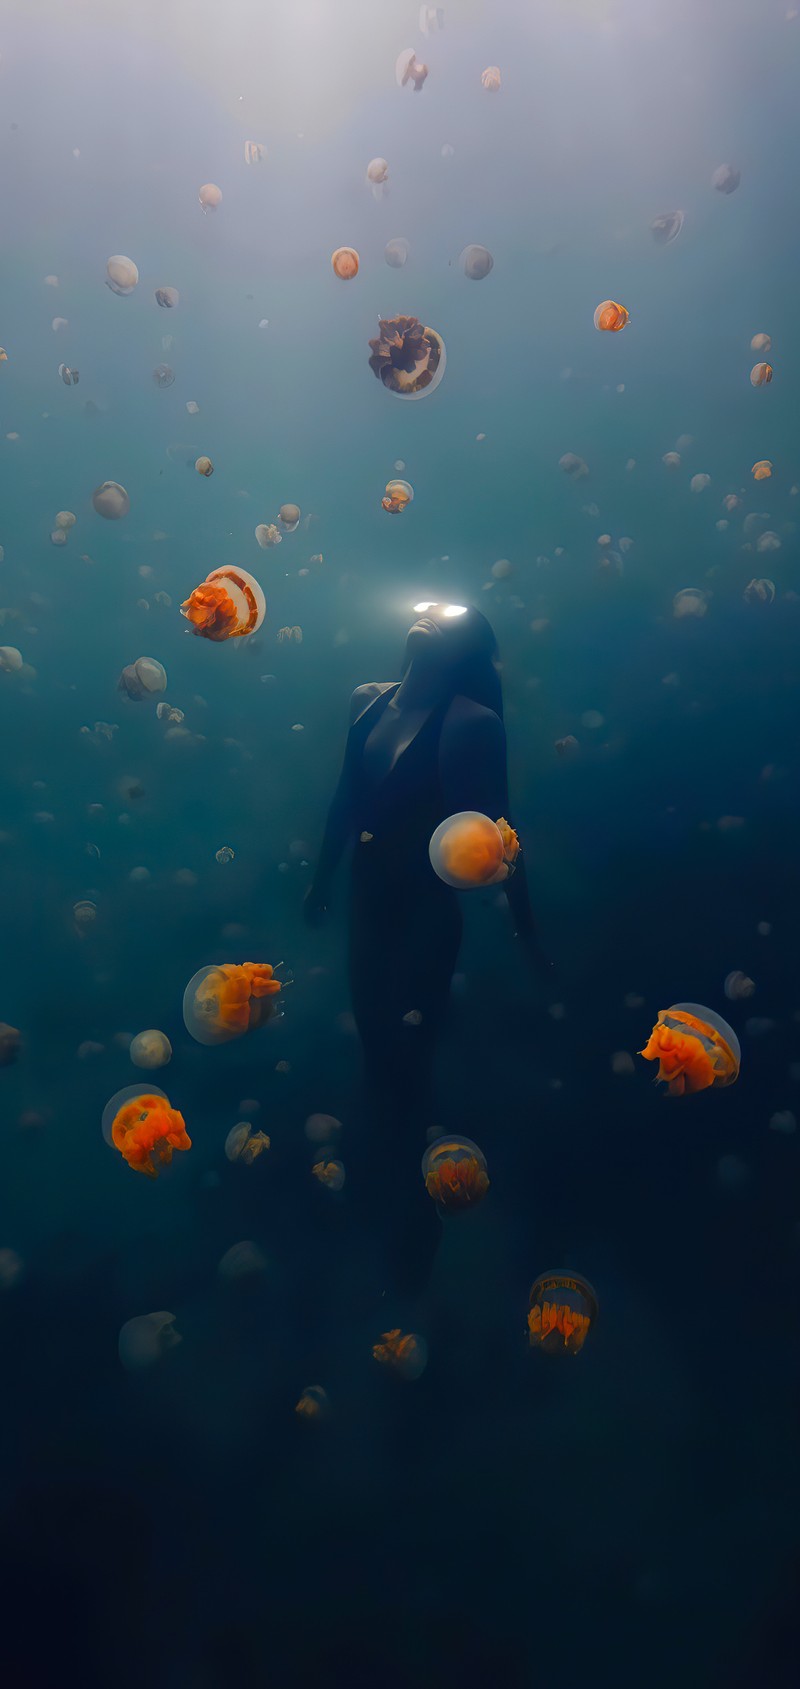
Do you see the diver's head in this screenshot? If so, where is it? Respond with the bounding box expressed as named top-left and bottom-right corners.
top-left (403, 603), bottom-right (502, 717)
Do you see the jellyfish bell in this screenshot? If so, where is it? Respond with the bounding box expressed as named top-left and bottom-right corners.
top-left (59, 363), bottom-right (79, 385)
top-left (182, 566), bottom-right (266, 640)
top-left (384, 237), bottom-right (410, 269)
top-left (751, 333), bottom-right (771, 354)
top-left (102, 1083), bottom-right (190, 1177)
top-left (429, 811), bottom-right (518, 889)
top-left (481, 66), bottom-right (501, 90)
top-left (118, 657), bottom-right (167, 700)
top-left (366, 157), bottom-right (389, 184)
top-left (459, 244), bottom-right (494, 280)
top-left (105, 255), bottom-right (138, 296)
top-left (673, 587), bottom-right (707, 619)
top-left (527, 1271), bottom-right (598, 1357)
top-left (255, 523), bottom-right (281, 549)
top-left (199, 182), bottom-right (222, 212)
top-left (744, 577), bottom-right (776, 604)
top-left (152, 364), bottom-right (175, 388)
top-left (295, 1385), bottom-right (330, 1420)
top-left (559, 452), bottom-right (588, 479)
top-left (639, 1002), bottom-right (740, 1096)
top-left (155, 286), bottom-right (180, 308)
top-left (368, 315), bottom-right (446, 400)
top-left (752, 460), bottom-right (773, 480)
top-left (372, 1329), bottom-right (427, 1379)
top-left (422, 1135), bottom-right (489, 1213)
top-left (650, 209), bottom-right (684, 245)
top-left (278, 503), bottom-right (301, 532)
top-left (183, 962), bottom-right (282, 1045)
top-left (312, 1157), bottom-right (346, 1192)
top-left (712, 163), bottom-right (740, 194)
top-left (690, 473), bottom-right (711, 493)
top-left (118, 1311), bottom-right (181, 1372)
top-left (55, 510), bottom-right (76, 530)
top-left (662, 451), bottom-right (681, 469)
top-left (129, 1029), bottom-right (172, 1069)
top-left (331, 246), bottom-right (359, 280)
top-left (725, 970), bottom-right (756, 1000)
top-left (0, 647), bottom-right (23, 673)
top-left (750, 362), bottom-right (773, 387)
top-left (382, 478), bottom-right (414, 514)
top-left (92, 480), bottom-right (130, 519)
top-left (594, 300), bottom-right (629, 332)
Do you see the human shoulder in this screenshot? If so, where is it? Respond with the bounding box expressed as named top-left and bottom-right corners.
top-left (348, 681), bottom-right (395, 724)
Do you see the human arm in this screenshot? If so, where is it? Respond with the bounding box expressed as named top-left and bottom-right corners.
top-left (303, 685), bottom-right (375, 925)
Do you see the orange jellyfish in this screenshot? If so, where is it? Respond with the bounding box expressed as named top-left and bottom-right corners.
top-left (372, 1329), bottom-right (428, 1379)
top-left (639, 1002), bottom-right (740, 1096)
top-left (183, 962), bottom-right (282, 1045)
top-left (295, 1385), bottom-right (330, 1420)
top-left (331, 246), bottom-right (359, 280)
top-left (527, 1271), bottom-right (598, 1357)
top-left (312, 1157), bottom-right (345, 1192)
top-left (381, 478), bottom-right (414, 514)
top-left (429, 811), bottom-right (519, 889)
top-left (181, 566), bottom-right (266, 640)
top-left (750, 362), bottom-right (773, 387)
top-left (421, 1135), bottom-right (489, 1212)
top-left (199, 182), bottom-right (222, 213)
top-left (594, 300), bottom-right (629, 332)
top-left (752, 460), bottom-right (773, 480)
top-left (102, 1084), bottom-right (191, 1179)
top-left (368, 315), bottom-right (446, 400)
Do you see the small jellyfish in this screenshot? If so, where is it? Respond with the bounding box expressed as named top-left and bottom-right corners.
top-left (225, 1122), bottom-right (271, 1163)
top-left (750, 362), bottom-right (773, 387)
top-left (155, 286), bottom-right (180, 308)
top-left (372, 1329), bottom-right (427, 1379)
top-left (102, 1084), bottom-right (191, 1178)
top-left (52, 317), bottom-right (68, 332)
top-left (55, 510), bottom-right (76, 531)
top-left (673, 588), bottom-right (707, 619)
top-left (368, 315), bottom-right (446, 400)
top-left (295, 1385), bottom-right (329, 1420)
top-left (594, 300), bottom-right (629, 332)
top-left (215, 846), bottom-right (235, 864)
top-left (186, 401), bottom-right (199, 415)
top-left (639, 1003), bottom-right (740, 1095)
top-left (0, 1022), bottom-right (21, 1066)
top-left (331, 247), bottom-right (359, 280)
top-left (0, 1247), bottom-right (24, 1288)
top-left (255, 523), bottom-right (281, 549)
top-left (199, 182), bottom-right (222, 212)
top-left (712, 163), bottom-right (740, 194)
top-left (527, 1271), bottom-right (597, 1357)
top-left (181, 566), bottom-right (266, 639)
top-left (382, 478), bottom-right (414, 515)
top-left (663, 451), bottom-right (681, 469)
top-left (751, 333), bottom-right (771, 354)
top-left (105, 255), bottom-right (139, 295)
top-left (422, 1135), bottom-right (489, 1213)
top-left (723, 492), bottom-right (741, 512)
top-left (752, 460), bottom-right (773, 480)
top-left (384, 237), bottom-right (409, 269)
top-left (555, 735), bottom-right (580, 757)
top-left (690, 473), bottom-right (711, 493)
top-left (304, 1112), bottom-right (342, 1144)
top-left (757, 532), bottom-right (780, 553)
top-left (396, 48), bottom-right (428, 90)
top-left (92, 480), bottom-right (130, 520)
top-left (277, 626), bottom-right (302, 643)
top-left (244, 141), bottom-right (266, 164)
top-left (744, 578), bottom-right (775, 604)
top-left (769, 1112), bottom-right (796, 1135)
top-left (366, 157), bottom-right (389, 184)
top-left (183, 962), bottom-right (282, 1045)
top-left (429, 811), bottom-right (519, 889)
top-left (118, 1311), bottom-right (181, 1372)
top-left (481, 66), bottom-right (501, 91)
top-left (152, 364), bottom-right (175, 389)
top-left (492, 558), bottom-right (513, 579)
top-left (724, 970), bottom-right (755, 1000)
top-left (312, 1157), bottom-right (345, 1192)
top-left (51, 529), bottom-right (66, 547)
top-left (218, 1241), bottom-right (267, 1281)
top-left (650, 210), bottom-right (684, 245)
top-left (130, 1029), bottom-right (172, 1069)
top-left (118, 657), bottom-right (167, 700)
top-left (559, 453), bottom-right (588, 479)
top-left (278, 503), bottom-right (301, 532)
top-left (58, 363), bottom-right (79, 385)
top-left (459, 244), bottom-right (494, 280)
top-left (195, 455), bottom-right (214, 477)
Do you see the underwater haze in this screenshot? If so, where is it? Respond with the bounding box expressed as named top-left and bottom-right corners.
top-left (1, 2), bottom-right (800, 1686)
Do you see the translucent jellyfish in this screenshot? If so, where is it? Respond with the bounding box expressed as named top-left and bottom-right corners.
top-left (593, 300), bottom-right (629, 332)
top-left (663, 451), bottom-right (681, 469)
top-left (757, 533), bottom-right (780, 554)
top-left (295, 1385), bottom-right (329, 1420)
top-left (527, 1271), bottom-right (597, 1357)
top-left (331, 246), bottom-right (359, 280)
top-left (712, 163), bottom-right (740, 194)
top-left (0, 1247), bottom-right (24, 1288)
top-left (59, 363), bottom-right (79, 385)
top-left (750, 362), bottom-right (773, 387)
top-left (215, 846), bottom-right (234, 864)
top-left (118, 1311), bottom-right (181, 1372)
top-left (744, 578), bottom-right (775, 605)
top-left (225, 1122), bottom-right (271, 1163)
top-left (52, 317), bottom-right (68, 332)
top-left (555, 735), bottom-right (580, 757)
top-left (155, 286), bottom-right (179, 308)
top-left (1, 647), bottom-right (24, 674)
top-left (366, 157), bottom-right (389, 184)
top-left (368, 315), bottom-right (446, 399)
top-left (304, 1112), bottom-right (342, 1144)
top-left (218, 1241), bottom-right (267, 1281)
top-left (673, 588), bottom-right (707, 619)
top-left (650, 210), bottom-right (684, 245)
top-left (769, 1111), bottom-right (796, 1135)
top-left (382, 478), bottom-right (413, 515)
top-left (199, 182), bottom-right (223, 212)
top-left (384, 237), bottom-right (409, 268)
top-left (724, 970), bottom-right (755, 1000)
top-left (492, 558), bottom-right (513, 579)
top-left (255, 523), bottom-right (281, 548)
top-left (429, 811), bottom-right (519, 888)
top-left (372, 1329), bottom-right (427, 1379)
top-left (481, 66), bottom-right (501, 91)
top-left (92, 480), bottom-right (130, 519)
top-left (244, 141), bottom-right (266, 164)
top-left (751, 333), bottom-right (771, 354)
top-left (73, 899), bottom-right (97, 929)
top-left (195, 455), bottom-right (214, 477)
top-left (105, 255), bottom-right (139, 295)
top-left (752, 460), bottom-right (773, 480)
top-left (422, 1135), bottom-right (489, 1212)
top-left (639, 1003), bottom-right (740, 1096)
top-left (186, 401), bottom-right (199, 415)
top-left (559, 452), bottom-right (588, 479)
top-left (51, 529), bottom-right (67, 547)
top-left (0, 1022), bottom-right (21, 1066)
top-left (118, 657), bottom-right (167, 700)
top-left (419, 4), bottom-right (444, 34)
top-left (459, 244), bottom-right (493, 280)
top-left (396, 48), bottom-right (428, 90)
top-left (102, 1084), bottom-right (191, 1178)
top-left (690, 473), bottom-right (711, 493)
top-left (183, 962), bottom-right (282, 1045)
top-left (55, 510), bottom-right (76, 531)
top-left (130, 1029), bottom-right (172, 1069)
top-left (723, 493), bottom-right (741, 512)
top-left (152, 364), bottom-right (175, 389)
top-left (181, 567), bottom-right (265, 640)
top-left (312, 1157), bottom-right (345, 1191)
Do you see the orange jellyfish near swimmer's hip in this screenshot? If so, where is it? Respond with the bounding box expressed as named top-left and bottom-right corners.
top-left (429, 811), bottom-right (519, 889)
top-left (639, 1003), bottom-right (740, 1096)
top-left (421, 1135), bottom-right (489, 1212)
top-left (527, 1271), bottom-right (598, 1357)
top-left (183, 962), bottom-right (283, 1045)
top-left (181, 567), bottom-right (266, 640)
top-left (102, 1084), bottom-right (191, 1178)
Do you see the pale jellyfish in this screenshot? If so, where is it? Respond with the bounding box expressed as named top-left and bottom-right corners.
top-left (673, 588), bottom-right (708, 618)
top-left (255, 523), bottom-right (281, 548)
top-left (118, 657), bottom-right (167, 700)
top-left (663, 452), bottom-right (681, 469)
top-left (118, 1311), bottom-right (181, 1372)
top-left (650, 210), bottom-right (684, 245)
top-left (559, 452), bottom-right (588, 479)
top-left (195, 456), bottom-right (214, 477)
top-left (244, 141), bottom-right (266, 165)
top-left (712, 164), bottom-right (740, 194)
top-left (367, 157), bottom-right (389, 184)
top-left (751, 333), bottom-right (771, 354)
top-left (769, 1112), bottom-right (796, 1135)
top-left (218, 1241), bottom-right (267, 1281)
top-left (199, 182), bottom-right (222, 212)
top-left (278, 503), bottom-right (301, 532)
top-left (130, 1029), bottom-right (172, 1069)
top-left (155, 286), bottom-right (180, 308)
top-left (384, 237), bottom-right (410, 269)
top-left (419, 6), bottom-right (444, 35)
top-left (152, 364), bottom-right (175, 389)
top-left (722, 493), bottom-right (741, 512)
top-left (105, 255), bottom-right (138, 296)
top-left (92, 480), bottom-right (130, 519)
top-left (44, 275), bottom-right (59, 288)
top-left (0, 1022), bottom-right (22, 1063)
top-left (52, 317), bottom-right (68, 332)
top-left (186, 401), bottom-right (200, 415)
top-left (55, 511), bottom-right (76, 530)
top-left (725, 970), bottom-right (755, 999)
top-left (750, 362), bottom-right (773, 386)
top-left (59, 364), bottom-right (79, 385)
top-left (304, 1112), bottom-right (342, 1144)
top-left (690, 473), bottom-right (711, 493)
top-left (395, 49), bottom-right (428, 91)
top-left (460, 244), bottom-right (493, 280)
top-left (0, 1247), bottom-right (24, 1287)
top-left (492, 558), bottom-right (513, 579)
top-left (481, 66), bottom-right (501, 91)
top-left (224, 1122), bottom-right (271, 1163)
top-left (50, 529), bottom-right (67, 547)
top-left (0, 646), bottom-right (22, 674)
top-left (757, 532), bottom-right (781, 553)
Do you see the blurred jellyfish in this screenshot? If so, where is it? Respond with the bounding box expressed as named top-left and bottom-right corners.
top-left (152, 364), bottom-right (175, 389)
top-left (0, 1022), bottom-right (21, 1066)
top-left (559, 452), bottom-right (588, 479)
top-left (52, 317), bottom-right (68, 332)
top-left (690, 473), bottom-right (711, 493)
top-left (372, 1329), bottom-right (427, 1379)
top-left (650, 210), bottom-right (684, 245)
top-left (331, 246), bottom-right (359, 280)
top-left (92, 481), bottom-right (130, 519)
top-left (744, 580), bottom-right (776, 612)
top-left (1, 645), bottom-right (23, 673)
top-left (182, 566), bottom-right (265, 640)
top-left (757, 533), bottom-right (781, 555)
top-left (295, 1385), bottom-right (329, 1420)
top-left (102, 1084), bottom-right (191, 1178)
top-left (384, 237), bottom-right (410, 268)
top-left (725, 970), bottom-right (755, 1000)
top-left (255, 523), bottom-right (281, 548)
top-left (492, 558), bottom-right (513, 579)
top-left (673, 588), bottom-right (707, 619)
top-left (527, 1271), bottom-right (597, 1357)
top-left (366, 157), bottom-right (389, 184)
top-left (105, 255), bottom-right (139, 295)
top-left (130, 1029), bottom-right (172, 1069)
top-left (73, 900), bottom-right (97, 929)
top-left (555, 735), bottom-right (579, 757)
top-left (663, 451), bottom-right (681, 469)
top-left (58, 363), bottom-right (79, 385)
top-left (218, 1241), bottom-right (267, 1281)
top-left (396, 48), bottom-right (428, 90)
top-left (0, 1248), bottom-right (24, 1288)
top-left (368, 316), bottom-right (446, 399)
top-left (769, 1111), bottom-right (796, 1135)
top-left (422, 1135), bottom-right (489, 1212)
top-left (55, 510), bottom-right (76, 531)
top-left (199, 182), bottom-right (222, 212)
top-left (186, 401), bottom-right (199, 415)
top-left (459, 244), bottom-right (493, 280)
top-left (639, 1002), bottom-right (740, 1095)
top-left (225, 1122), bottom-right (271, 1163)
top-left (382, 478), bottom-right (414, 515)
top-left (429, 812), bottom-right (519, 888)
top-left (751, 333), bottom-right (771, 354)
top-left (419, 4), bottom-right (444, 33)
top-left (305, 1112), bottom-right (342, 1144)
top-left (481, 66), bottom-right (501, 90)
top-left (215, 846), bottom-right (234, 864)
top-left (723, 493), bottom-right (741, 512)
top-left (752, 460), bottom-right (773, 481)
top-left (594, 300), bottom-right (629, 332)
top-left (712, 163), bottom-right (740, 194)
top-left (750, 362), bottom-right (773, 387)
top-left (155, 286), bottom-right (180, 308)
top-left (278, 503), bottom-right (301, 533)
top-left (183, 962), bottom-right (282, 1045)
top-left (118, 1311), bottom-right (181, 1372)
top-left (195, 455), bottom-right (214, 477)
top-left (244, 141), bottom-right (266, 164)
top-left (50, 529), bottom-right (66, 547)
top-left (118, 657), bottom-right (167, 700)
top-left (312, 1157), bottom-right (346, 1191)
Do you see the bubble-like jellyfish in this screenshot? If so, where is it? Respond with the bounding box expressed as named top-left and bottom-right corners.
top-left (481, 66), bottom-right (501, 91)
top-left (312, 1157), bottom-right (345, 1191)
top-left (153, 364), bottom-right (175, 389)
top-left (419, 4), bottom-right (444, 34)
top-left (752, 460), bottom-right (773, 480)
top-left (331, 246), bottom-right (359, 280)
top-left (305, 1112), bottom-right (341, 1144)
top-left (195, 455), bottom-right (214, 477)
top-left (199, 182), bottom-right (222, 212)
top-left (367, 157), bottom-right (389, 184)
top-left (255, 523), bottom-right (281, 548)
top-left (594, 300), bottom-right (629, 332)
top-left (73, 899), bottom-right (97, 929)
top-left (118, 656), bottom-right (167, 700)
top-left (725, 970), bottom-right (755, 1000)
top-left (750, 362), bottom-right (773, 387)
top-left (527, 1271), bottom-right (597, 1357)
top-left (55, 510), bottom-right (76, 531)
top-left (295, 1385), bottom-right (329, 1420)
top-left (744, 578), bottom-right (775, 604)
top-left (130, 1029), bottom-right (172, 1069)
top-left (183, 962), bottom-right (282, 1045)
top-left (757, 533), bottom-right (780, 554)
top-left (690, 473), bottom-right (711, 494)
top-left (559, 452), bottom-right (588, 479)
top-left (422, 1135), bottom-right (489, 1212)
top-left (673, 588), bottom-right (707, 619)
top-left (662, 451), bottom-right (681, 469)
top-left (102, 1084), bottom-right (191, 1178)
top-left (105, 255), bottom-right (139, 296)
top-left (712, 163), bottom-right (740, 194)
top-left (0, 1022), bottom-right (21, 1066)
top-left (639, 1003), bottom-right (740, 1096)
top-left (155, 286), bottom-right (179, 308)
top-left (429, 812), bottom-right (519, 888)
top-left (217, 1241), bottom-right (267, 1281)
top-left (181, 566), bottom-right (266, 641)
top-left (215, 846), bottom-right (234, 865)
top-left (555, 735), bottom-right (580, 756)
top-left (59, 363), bottom-right (79, 385)
top-left (396, 49), bottom-right (428, 91)
top-left (372, 1329), bottom-right (427, 1379)
top-left (650, 210), bottom-right (684, 245)
top-left (751, 333), bottom-right (771, 354)
top-left (92, 480), bottom-right (130, 520)
top-left (382, 478), bottom-right (414, 515)
top-left (0, 646), bottom-right (22, 673)
top-left (459, 244), bottom-right (493, 280)
top-left (368, 315), bottom-right (446, 400)
top-left (118, 1311), bottom-right (181, 1372)
top-left (244, 141), bottom-right (266, 164)
top-left (278, 503), bottom-right (301, 532)
top-left (225, 1122), bottom-right (271, 1163)
top-left (384, 237), bottom-right (409, 269)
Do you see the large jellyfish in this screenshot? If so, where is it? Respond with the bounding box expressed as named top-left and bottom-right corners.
top-left (92, 480), bottom-right (130, 519)
top-left (331, 246), bottom-right (359, 280)
top-left (396, 48), bottom-right (428, 89)
top-left (429, 812), bottom-right (519, 888)
top-left (181, 566), bottom-right (266, 640)
top-left (183, 962), bottom-right (282, 1045)
top-left (105, 255), bottom-right (138, 296)
top-left (594, 300), bottom-right (629, 332)
top-left (639, 1003), bottom-right (740, 1095)
top-left (118, 657), bottom-right (167, 699)
top-left (527, 1271), bottom-right (597, 1356)
top-left (382, 478), bottom-right (413, 514)
top-left (459, 244), bottom-right (493, 280)
top-left (421, 1135), bottom-right (489, 1212)
top-left (368, 315), bottom-right (446, 399)
top-left (102, 1084), bottom-right (191, 1178)
top-left (199, 183), bottom-right (222, 212)
top-left (650, 210), bottom-right (684, 245)
top-left (372, 1330), bottom-right (427, 1379)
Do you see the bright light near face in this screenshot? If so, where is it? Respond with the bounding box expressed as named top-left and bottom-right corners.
top-left (443, 604), bottom-right (467, 617)
top-left (412, 601), bottom-right (467, 617)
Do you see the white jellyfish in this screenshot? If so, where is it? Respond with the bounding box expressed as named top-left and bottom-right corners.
top-left (459, 244), bottom-right (494, 280)
top-left (130, 1029), bottom-right (172, 1069)
top-left (92, 481), bottom-right (130, 520)
top-left (673, 588), bottom-right (708, 619)
top-left (105, 255), bottom-right (139, 296)
top-left (384, 237), bottom-right (410, 269)
top-left (118, 1311), bottom-right (181, 1372)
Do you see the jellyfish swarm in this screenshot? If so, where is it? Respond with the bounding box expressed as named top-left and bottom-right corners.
top-left (594, 301), bottom-right (629, 332)
top-left (181, 567), bottom-right (266, 640)
top-left (183, 962), bottom-right (282, 1046)
top-left (639, 1003), bottom-right (740, 1096)
top-left (331, 246), bottom-right (359, 280)
top-left (372, 1330), bottom-right (427, 1379)
top-left (527, 1271), bottom-right (597, 1357)
top-left (429, 811), bottom-right (519, 889)
top-left (102, 1084), bottom-right (191, 1178)
top-left (382, 479), bottom-right (413, 514)
top-left (422, 1136), bottom-right (489, 1212)
top-left (368, 316), bottom-right (445, 400)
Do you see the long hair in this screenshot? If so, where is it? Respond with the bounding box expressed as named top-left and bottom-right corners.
top-left (402, 606), bottom-right (504, 721)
